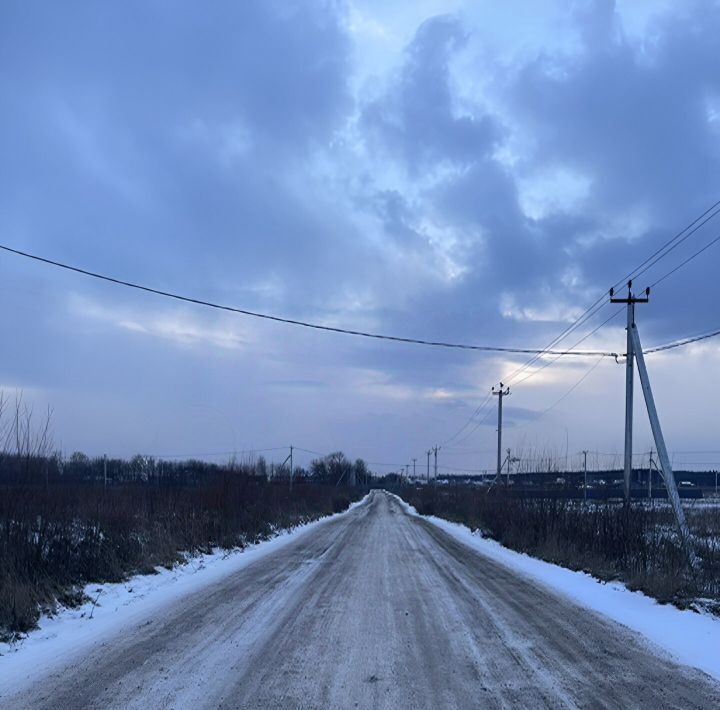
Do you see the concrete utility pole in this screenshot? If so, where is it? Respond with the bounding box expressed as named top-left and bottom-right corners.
top-left (433, 446), bottom-right (439, 483)
top-left (582, 450), bottom-right (588, 502)
top-left (281, 446), bottom-right (295, 490)
top-left (412, 458), bottom-right (416, 479)
top-left (648, 448), bottom-right (653, 500)
top-left (611, 281), bottom-right (649, 501)
top-left (492, 383), bottom-right (510, 479)
top-left (426, 449), bottom-right (431, 482)
top-left (629, 320), bottom-right (692, 554)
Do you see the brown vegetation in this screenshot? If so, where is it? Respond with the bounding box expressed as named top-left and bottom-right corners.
top-left (0, 461), bottom-right (358, 639)
top-left (400, 485), bottom-right (720, 611)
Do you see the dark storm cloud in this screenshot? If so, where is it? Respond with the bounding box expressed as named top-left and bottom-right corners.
top-left (362, 15), bottom-right (500, 173)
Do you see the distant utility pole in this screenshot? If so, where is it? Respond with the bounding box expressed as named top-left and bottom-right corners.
top-left (610, 281), bottom-right (692, 558)
top-left (412, 458), bottom-right (416, 479)
top-left (582, 450), bottom-right (588, 502)
top-left (492, 383), bottom-right (510, 479)
top-left (648, 448), bottom-right (653, 500)
top-left (282, 446), bottom-right (294, 491)
top-left (505, 449), bottom-right (520, 486)
top-left (433, 446), bottom-right (439, 482)
top-left (426, 449), bottom-right (431, 482)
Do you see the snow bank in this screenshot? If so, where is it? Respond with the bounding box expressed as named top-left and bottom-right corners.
top-left (0, 495), bottom-right (368, 692)
top-left (392, 494), bottom-right (720, 682)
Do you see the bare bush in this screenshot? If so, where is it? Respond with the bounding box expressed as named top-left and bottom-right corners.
top-left (401, 485), bottom-right (720, 611)
top-left (0, 437), bottom-right (360, 638)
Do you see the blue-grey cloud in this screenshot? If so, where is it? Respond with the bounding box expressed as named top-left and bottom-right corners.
top-left (1, 0), bottom-right (719, 470)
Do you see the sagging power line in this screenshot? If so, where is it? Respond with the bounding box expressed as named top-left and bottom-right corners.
top-left (0, 244), bottom-right (614, 358)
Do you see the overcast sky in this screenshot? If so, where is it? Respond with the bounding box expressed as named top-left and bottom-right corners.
top-left (2, 0), bottom-right (720, 473)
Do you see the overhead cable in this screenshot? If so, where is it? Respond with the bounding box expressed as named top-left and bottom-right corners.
top-left (0, 244), bottom-right (614, 357)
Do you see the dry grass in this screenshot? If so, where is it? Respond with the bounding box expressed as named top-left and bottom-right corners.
top-left (401, 485), bottom-right (720, 610)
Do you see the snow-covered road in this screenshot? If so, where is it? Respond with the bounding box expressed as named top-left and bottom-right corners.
top-left (3, 490), bottom-right (719, 708)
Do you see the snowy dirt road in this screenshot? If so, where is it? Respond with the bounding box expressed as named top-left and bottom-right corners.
top-left (4, 490), bottom-right (720, 709)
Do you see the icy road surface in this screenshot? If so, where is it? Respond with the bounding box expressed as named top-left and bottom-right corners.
top-left (5, 490), bottom-right (720, 709)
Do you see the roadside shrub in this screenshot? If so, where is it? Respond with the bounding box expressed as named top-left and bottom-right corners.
top-left (0, 473), bottom-right (360, 636)
top-left (401, 485), bottom-right (720, 610)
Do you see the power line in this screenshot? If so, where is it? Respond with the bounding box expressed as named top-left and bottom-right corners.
top-left (439, 301), bottom-right (614, 447)
top-left (441, 393), bottom-right (493, 446)
top-left (427, 198), bottom-right (720, 457)
top-left (627, 201), bottom-right (720, 284)
top-left (501, 299), bottom-right (610, 386)
top-left (511, 355), bottom-right (605, 429)
top-left (0, 244), bottom-right (616, 357)
top-left (150, 446), bottom-right (288, 459)
top-left (499, 197), bottom-right (720, 387)
top-left (645, 326), bottom-right (720, 354)
top-left (437, 308), bottom-right (621, 452)
top-left (508, 308), bottom-right (623, 388)
top-left (440, 447), bottom-right (496, 456)
top-left (293, 447), bottom-right (327, 456)
top-left (649, 231), bottom-right (720, 288)
top-left (446, 397), bottom-right (497, 447)
top-left (499, 198), bottom-right (720, 387)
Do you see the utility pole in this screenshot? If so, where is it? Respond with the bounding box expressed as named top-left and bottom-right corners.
top-left (412, 458), bottom-right (416, 479)
top-left (506, 448), bottom-right (511, 486)
top-left (611, 281), bottom-right (649, 501)
top-left (582, 450), bottom-right (588, 502)
top-left (492, 383), bottom-right (510, 479)
top-left (433, 446), bottom-right (439, 483)
top-left (612, 285), bottom-right (693, 558)
top-left (280, 446), bottom-right (295, 490)
top-left (426, 449), bottom-right (431, 483)
top-left (648, 448), bottom-right (653, 500)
